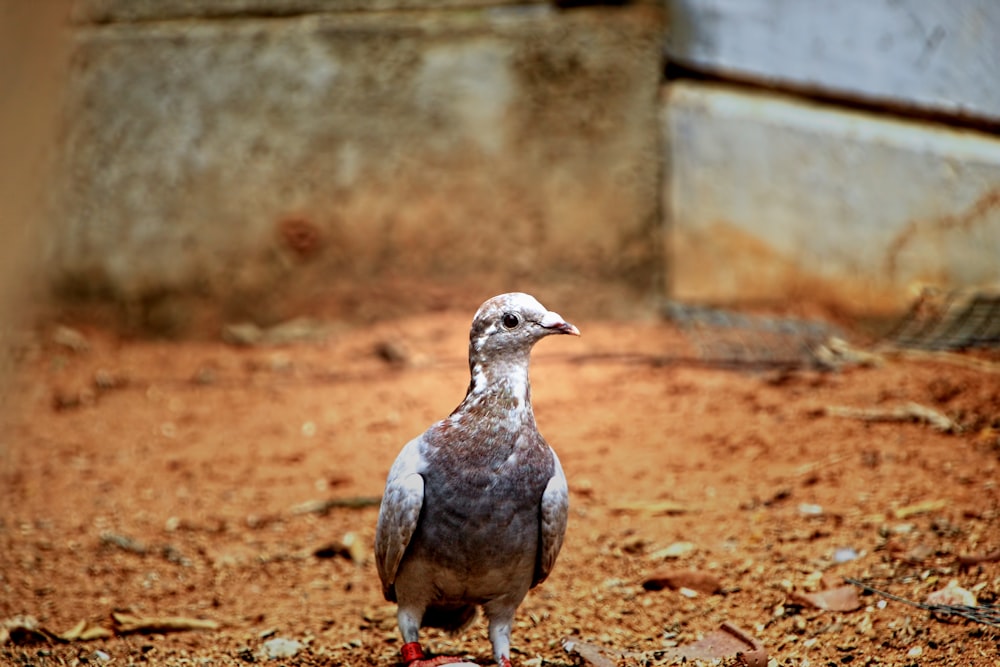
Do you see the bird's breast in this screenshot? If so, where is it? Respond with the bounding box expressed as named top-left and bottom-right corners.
top-left (411, 433), bottom-right (553, 577)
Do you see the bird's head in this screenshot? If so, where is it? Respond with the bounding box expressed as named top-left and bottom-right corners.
top-left (469, 292), bottom-right (580, 359)
top-left (456, 292), bottom-right (579, 417)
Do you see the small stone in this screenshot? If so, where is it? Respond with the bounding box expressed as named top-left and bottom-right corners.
top-left (263, 637), bottom-right (303, 659)
top-left (94, 369), bottom-right (126, 391)
top-left (222, 322), bottom-right (263, 346)
top-left (314, 532), bottom-right (366, 565)
top-left (192, 365), bottom-right (217, 385)
top-left (52, 389), bottom-right (84, 411)
top-left (268, 352), bottom-right (293, 373)
top-left (925, 580), bottom-right (976, 607)
top-left (375, 340), bottom-right (412, 366)
top-left (621, 535), bottom-right (647, 554)
top-left (798, 503), bottom-right (823, 516)
top-left (833, 546), bottom-right (858, 563)
top-left (649, 541), bottom-right (696, 560)
top-left (52, 326), bottom-right (90, 353)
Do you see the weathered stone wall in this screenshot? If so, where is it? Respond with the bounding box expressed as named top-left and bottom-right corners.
top-left (664, 83), bottom-right (1000, 309)
top-left (50, 3), bottom-right (664, 330)
top-left (43, 0), bottom-right (1000, 331)
top-left (663, 0), bottom-right (1000, 310)
top-left (665, 0), bottom-right (1000, 125)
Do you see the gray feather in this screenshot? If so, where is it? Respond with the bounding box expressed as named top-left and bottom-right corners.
top-left (373, 293), bottom-right (577, 666)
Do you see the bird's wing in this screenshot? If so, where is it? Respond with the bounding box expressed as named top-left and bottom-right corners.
top-left (534, 448), bottom-right (569, 587)
top-left (375, 437), bottom-right (425, 600)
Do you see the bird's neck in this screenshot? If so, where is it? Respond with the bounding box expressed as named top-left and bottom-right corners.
top-left (453, 352), bottom-right (535, 428)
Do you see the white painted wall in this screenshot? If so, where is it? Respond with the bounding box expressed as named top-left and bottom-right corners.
top-left (664, 82), bottom-right (1000, 308)
top-left (666, 0), bottom-right (1000, 124)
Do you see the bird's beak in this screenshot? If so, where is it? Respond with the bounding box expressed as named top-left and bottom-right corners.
top-left (539, 311), bottom-right (581, 336)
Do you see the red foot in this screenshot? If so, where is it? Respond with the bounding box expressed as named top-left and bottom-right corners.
top-left (499, 658), bottom-right (512, 667)
top-left (400, 642), bottom-right (464, 666)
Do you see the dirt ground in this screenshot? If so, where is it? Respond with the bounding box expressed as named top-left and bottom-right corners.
top-left (2, 301), bottom-right (999, 666)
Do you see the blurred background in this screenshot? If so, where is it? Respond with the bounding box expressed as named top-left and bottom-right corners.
top-left (3, 0), bottom-right (1000, 337)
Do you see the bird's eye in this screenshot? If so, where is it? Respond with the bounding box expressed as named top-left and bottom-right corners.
top-left (501, 312), bottom-right (521, 329)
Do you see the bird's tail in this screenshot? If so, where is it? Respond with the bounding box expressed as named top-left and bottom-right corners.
top-left (421, 604), bottom-right (478, 635)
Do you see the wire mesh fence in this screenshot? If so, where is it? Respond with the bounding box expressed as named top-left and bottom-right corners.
top-left (663, 287), bottom-right (1000, 371)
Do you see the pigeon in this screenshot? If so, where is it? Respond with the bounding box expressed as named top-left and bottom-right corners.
top-left (375, 293), bottom-right (579, 667)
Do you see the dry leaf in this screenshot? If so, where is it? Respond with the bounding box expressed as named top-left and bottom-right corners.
top-left (826, 403), bottom-right (958, 433)
top-left (888, 541), bottom-right (934, 563)
top-left (893, 499), bottom-right (949, 519)
top-left (648, 541), bottom-right (696, 560)
top-left (925, 580), bottom-right (977, 607)
top-left (291, 496), bottom-right (381, 515)
top-left (58, 620), bottom-right (112, 642)
top-left (314, 532), bottom-right (367, 564)
top-left (610, 500), bottom-right (689, 516)
top-left (789, 585), bottom-right (862, 612)
top-left (58, 620), bottom-right (86, 641)
top-left (642, 568), bottom-right (721, 594)
top-left (958, 549), bottom-right (1000, 567)
top-left (111, 612), bottom-right (220, 634)
top-left (0, 616), bottom-right (53, 645)
top-left (564, 622), bottom-right (767, 667)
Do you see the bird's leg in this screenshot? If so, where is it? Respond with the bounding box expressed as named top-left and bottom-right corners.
top-left (485, 605), bottom-right (516, 667)
top-left (400, 641), bottom-right (463, 666)
top-left (398, 609), bottom-right (463, 667)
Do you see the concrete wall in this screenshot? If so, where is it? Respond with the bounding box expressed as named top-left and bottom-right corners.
top-left (665, 0), bottom-right (1000, 125)
top-left (664, 82), bottom-right (1000, 309)
top-left (44, 0), bottom-right (1000, 329)
top-left (49, 3), bottom-right (664, 330)
top-left (663, 0), bottom-right (1000, 310)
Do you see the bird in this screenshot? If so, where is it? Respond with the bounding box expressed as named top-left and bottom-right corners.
top-left (375, 292), bottom-right (579, 667)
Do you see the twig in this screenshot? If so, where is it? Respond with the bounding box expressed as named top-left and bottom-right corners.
top-left (886, 348), bottom-right (1000, 374)
top-left (111, 612), bottom-right (220, 634)
top-left (825, 402), bottom-right (959, 433)
top-left (845, 578), bottom-right (1000, 628)
top-left (794, 453), bottom-right (851, 478)
top-left (290, 496), bottom-right (382, 515)
top-left (958, 549), bottom-right (1000, 567)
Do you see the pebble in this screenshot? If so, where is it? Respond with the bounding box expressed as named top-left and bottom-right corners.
top-left (925, 580), bottom-right (977, 607)
top-left (263, 637), bottom-right (303, 659)
top-left (832, 546), bottom-right (858, 563)
top-left (649, 541), bottom-right (696, 560)
top-left (798, 503), bottom-right (824, 516)
top-left (52, 326), bottom-right (90, 353)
